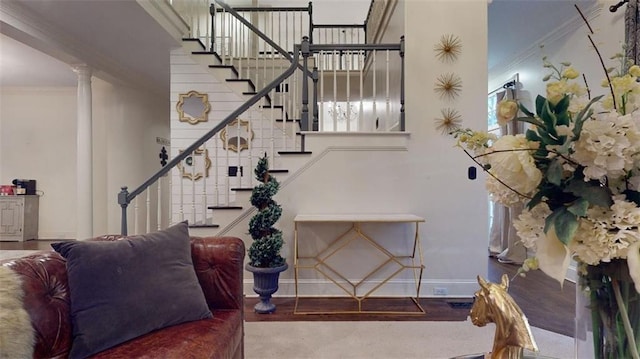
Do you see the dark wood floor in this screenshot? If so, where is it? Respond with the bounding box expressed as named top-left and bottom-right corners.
top-left (0, 239), bottom-right (70, 250)
top-left (245, 258), bottom-right (575, 338)
top-left (1, 241), bottom-right (575, 337)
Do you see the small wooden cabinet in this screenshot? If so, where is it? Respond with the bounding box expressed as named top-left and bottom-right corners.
top-left (0, 195), bottom-right (39, 241)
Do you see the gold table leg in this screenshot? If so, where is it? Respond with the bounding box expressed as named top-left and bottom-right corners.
top-left (294, 220), bottom-right (426, 315)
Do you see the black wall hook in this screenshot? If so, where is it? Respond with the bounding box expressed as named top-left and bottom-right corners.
top-left (610, 0), bottom-right (629, 13)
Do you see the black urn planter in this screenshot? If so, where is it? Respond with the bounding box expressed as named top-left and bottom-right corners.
top-left (246, 263), bottom-right (288, 314)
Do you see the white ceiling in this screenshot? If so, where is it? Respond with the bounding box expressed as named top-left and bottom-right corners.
top-left (0, 33), bottom-right (77, 87)
top-left (0, 0), bottom-right (180, 93)
top-left (0, 0), bottom-right (607, 91)
top-left (488, 0), bottom-right (598, 70)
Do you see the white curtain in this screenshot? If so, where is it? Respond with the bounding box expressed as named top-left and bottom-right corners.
top-left (488, 84), bottom-right (527, 264)
top-left (626, 0), bottom-right (640, 67)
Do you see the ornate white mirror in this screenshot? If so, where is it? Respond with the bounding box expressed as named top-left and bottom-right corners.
top-left (177, 91), bottom-right (210, 125)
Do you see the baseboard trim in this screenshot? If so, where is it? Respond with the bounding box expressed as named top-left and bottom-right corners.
top-left (37, 232), bottom-right (75, 240)
top-left (244, 278), bottom-right (477, 298)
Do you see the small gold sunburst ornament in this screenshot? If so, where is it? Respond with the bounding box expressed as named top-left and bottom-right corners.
top-left (435, 108), bottom-right (462, 135)
top-left (434, 34), bottom-right (462, 63)
top-left (434, 72), bottom-right (463, 100)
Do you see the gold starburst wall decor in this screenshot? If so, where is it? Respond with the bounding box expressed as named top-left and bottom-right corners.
top-left (434, 34), bottom-right (462, 63)
top-left (434, 73), bottom-right (463, 100)
top-left (435, 108), bottom-right (462, 135)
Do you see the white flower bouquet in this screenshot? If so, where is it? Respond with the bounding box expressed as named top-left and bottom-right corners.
top-left (454, 55), bottom-right (640, 287)
top-left (452, 51), bottom-right (640, 357)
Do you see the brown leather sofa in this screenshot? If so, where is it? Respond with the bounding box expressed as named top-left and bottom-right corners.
top-left (1, 236), bottom-right (245, 359)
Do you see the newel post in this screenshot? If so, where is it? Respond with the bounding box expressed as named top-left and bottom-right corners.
top-left (400, 35), bottom-right (406, 132)
top-left (301, 36), bottom-right (310, 131)
top-left (118, 186), bottom-right (129, 236)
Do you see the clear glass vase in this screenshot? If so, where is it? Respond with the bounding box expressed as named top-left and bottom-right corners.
top-left (575, 260), bottom-right (640, 359)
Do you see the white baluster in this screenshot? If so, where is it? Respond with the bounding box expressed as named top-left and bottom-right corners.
top-left (134, 196), bottom-right (140, 235)
top-left (333, 49), bottom-right (338, 131)
top-left (385, 50), bottom-right (390, 132)
top-left (248, 117), bottom-right (253, 187)
top-left (221, 9), bottom-right (226, 65)
top-left (202, 143), bottom-right (208, 224)
top-left (346, 52), bottom-right (351, 132)
top-left (157, 178), bottom-right (162, 230)
top-left (320, 52), bottom-right (325, 131)
top-left (225, 125), bottom-right (230, 205)
top-left (373, 51), bottom-right (377, 131)
top-left (191, 150), bottom-right (196, 224)
top-left (237, 117), bottom-right (241, 189)
top-left (214, 134), bottom-right (219, 207)
top-left (146, 188), bottom-right (151, 233)
top-left (359, 51), bottom-right (364, 131)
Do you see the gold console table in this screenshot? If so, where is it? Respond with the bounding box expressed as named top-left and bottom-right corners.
top-left (293, 214), bottom-right (426, 314)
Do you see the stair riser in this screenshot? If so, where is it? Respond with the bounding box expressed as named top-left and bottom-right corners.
top-left (177, 40), bottom-right (304, 232)
top-left (226, 81), bottom-right (254, 94)
top-left (182, 39), bottom-right (205, 53)
top-left (209, 206), bottom-right (249, 225)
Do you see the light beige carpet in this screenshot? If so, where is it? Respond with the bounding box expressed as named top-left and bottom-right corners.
top-left (1, 251), bottom-right (574, 358)
top-left (244, 320), bottom-right (573, 359)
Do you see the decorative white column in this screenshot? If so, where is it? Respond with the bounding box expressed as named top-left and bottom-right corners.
top-left (73, 65), bottom-right (93, 240)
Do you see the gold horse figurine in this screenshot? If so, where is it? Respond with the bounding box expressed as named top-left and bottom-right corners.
top-left (470, 274), bottom-right (538, 359)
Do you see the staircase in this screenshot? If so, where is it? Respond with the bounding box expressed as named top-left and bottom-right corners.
top-left (119, 0), bottom-right (405, 239)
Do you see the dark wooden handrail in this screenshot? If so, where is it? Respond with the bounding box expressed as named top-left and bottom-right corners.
top-left (120, 0), bottom-right (394, 235)
top-left (119, 47), bottom-right (303, 235)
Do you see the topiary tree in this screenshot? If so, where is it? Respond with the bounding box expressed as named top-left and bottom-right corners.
top-left (247, 153), bottom-right (285, 268)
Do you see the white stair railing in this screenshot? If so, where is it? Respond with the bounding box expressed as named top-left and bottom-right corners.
top-left (169, 0), bottom-right (212, 49)
top-left (122, 2), bottom-right (404, 234)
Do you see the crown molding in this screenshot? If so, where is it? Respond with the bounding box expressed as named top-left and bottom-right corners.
top-left (0, 0), bottom-right (165, 96)
top-left (489, 2), bottom-right (602, 81)
top-left (136, 0), bottom-right (189, 43)
top-left (0, 0), bottom-right (81, 64)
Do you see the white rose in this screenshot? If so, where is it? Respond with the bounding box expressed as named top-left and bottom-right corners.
top-left (496, 100), bottom-right (519, 126)
top-left (487, 135), bottom-right (542, 197)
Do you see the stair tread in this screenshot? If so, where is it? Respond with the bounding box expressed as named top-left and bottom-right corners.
top-left (208, 205), bottom-right (243, 210)
top-left (226, 78), bottom-right (255, 91)
top-left (193, 51), bottom-right (223, 63)
top-left (210, 64), bottom-right (239, 77)
top-left (231, 187), bottom-right (254, 191)
top-left (269, 169), bottom-right (289, 173)
top-left (188, 224), bottom-right (220, 228)
top-left (242, 92), bottom-right (272, 105)
top-left (278, 151), bottom-right (312, 155)
top-left (182, 38), bottom-right (205, 50)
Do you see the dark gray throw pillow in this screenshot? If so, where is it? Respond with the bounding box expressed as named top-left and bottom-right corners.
top-left (52, 221), bottom-right (212, 359)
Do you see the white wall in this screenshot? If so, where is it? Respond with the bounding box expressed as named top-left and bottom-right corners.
top-left (0, 87), bottom-right (77, 239)
top-left (489, 2), bottom-right (625, 107)
top-left (0, 80), bottom-right (170, 240)
top-left (210, 0), bottom-right (490, 297)
top-left (403, 0), bottom-right (490, 292)
top-left (93, 78), bottom-right (171, 237)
